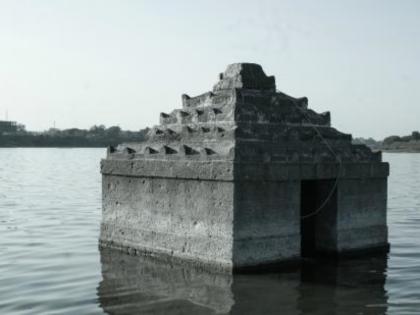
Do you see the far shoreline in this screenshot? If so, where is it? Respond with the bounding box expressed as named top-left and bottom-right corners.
top-left (0, 146), bottom-right (107, 148)
top-left (1, 146), bottom-right (419, 154)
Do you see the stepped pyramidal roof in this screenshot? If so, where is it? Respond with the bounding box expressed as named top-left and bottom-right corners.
top-left (108, 63), bottom-right (380, 164)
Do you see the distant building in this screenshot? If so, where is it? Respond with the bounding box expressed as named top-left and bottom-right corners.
top-left (0, 120), bottom-right (24, 134)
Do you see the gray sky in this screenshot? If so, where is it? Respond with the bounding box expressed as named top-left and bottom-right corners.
top-left (0, 0), bottom-right (419, 139)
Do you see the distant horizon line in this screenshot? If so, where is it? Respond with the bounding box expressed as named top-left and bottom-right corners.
top-left (3, 118), bottom-right (420, 142)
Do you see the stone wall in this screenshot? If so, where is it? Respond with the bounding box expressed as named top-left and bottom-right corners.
top-left (335, 178), bottom-right (388, 252)
top-left (101, 175), bottom-right (235, 270)
top-left (233, 180), bottom-right (301, 268)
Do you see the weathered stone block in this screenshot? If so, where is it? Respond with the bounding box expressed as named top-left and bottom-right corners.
top-left (100, 63), bottom-right (389, 272)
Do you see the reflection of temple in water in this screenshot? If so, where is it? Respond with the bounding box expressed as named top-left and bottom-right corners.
top-left (97, 248), bottom-right (388, 315)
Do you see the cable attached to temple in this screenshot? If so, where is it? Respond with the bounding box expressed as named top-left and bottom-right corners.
top-left (237, 92), bottom-right (342, 219)
top-left (294, 103), bottom-right (343, 219)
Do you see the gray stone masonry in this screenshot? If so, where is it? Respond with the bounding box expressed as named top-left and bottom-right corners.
top-left (100, 63), bottom-right (389, 272)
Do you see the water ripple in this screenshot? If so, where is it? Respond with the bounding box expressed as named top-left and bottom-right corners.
top-left (0, 149), bottom-right (419, 314)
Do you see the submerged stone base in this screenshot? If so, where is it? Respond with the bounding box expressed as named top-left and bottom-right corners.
top-left (100, 160), bottom-right (389, 272)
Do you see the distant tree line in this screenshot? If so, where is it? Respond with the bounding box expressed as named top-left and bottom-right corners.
top-left (0, 125), bottom-right (149, 147)
top-left (354, 131), bottom-right (420, 152)
top-left (383, 131), bottom-right (420, 145)
top-left (380, 131), bottom-right (420, 152)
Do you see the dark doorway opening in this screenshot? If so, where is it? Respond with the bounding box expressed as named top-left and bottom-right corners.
top-left (300, 179), bottom-right (337, 257)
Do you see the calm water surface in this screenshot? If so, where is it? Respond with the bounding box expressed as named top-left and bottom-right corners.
top-left (0, 149), bottom-right (419, 314)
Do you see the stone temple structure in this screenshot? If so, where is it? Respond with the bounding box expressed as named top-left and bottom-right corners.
top-left (100, 63), bottom-right (389, 272)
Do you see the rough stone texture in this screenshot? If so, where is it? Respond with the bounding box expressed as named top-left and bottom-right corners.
top-left (232, 180), bottom-right (301, 268)
top-left (335, 178), bottom-right (388, 252)
top-left (100, 63), bottom-right (389, 271)
top-left (101, 175), bottom-right (235, 270)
